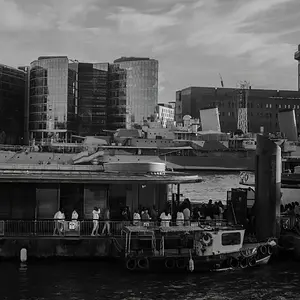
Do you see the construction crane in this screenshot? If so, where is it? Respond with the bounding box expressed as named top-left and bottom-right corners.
top-left (236, 81), bottom-right (250, 134)
top-left (219, 73), bottom-right (224, 88)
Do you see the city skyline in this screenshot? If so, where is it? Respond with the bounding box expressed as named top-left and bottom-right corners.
top-left (0, 0), bottom-right (299, 104)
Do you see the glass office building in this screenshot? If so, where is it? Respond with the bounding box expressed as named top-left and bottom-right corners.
top-left (0, 64), bottom-right (26, 144)
top-left (76, 63), bottom-right (109, 135)
top-left (110, 57), bottom-right (158, 129)
top-left (29, 56), bottom-right (77, 142)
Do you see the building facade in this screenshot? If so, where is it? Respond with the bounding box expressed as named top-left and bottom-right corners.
top-left (29, 56), bottom-right (77, 142)
top-left (175, 86), bottom-right (300, 134)
top-left (156, 103), bottom-right (174, 127)
top-left (75, 62), bottom-right (109, 136)
top-left (0, 64), bottom-right (26, 144)
top-left (109, 57), bottom-right (159, 130)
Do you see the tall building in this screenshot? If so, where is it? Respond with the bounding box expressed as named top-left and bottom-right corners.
top-left (29, 56), bottom-right (77, 142)
top-left (295, 44), bottom-right (300, 91)
top-left (74, 62), bottom-right (109, 136)
top-left (109, 57), bottom-right (158, 130)
top-left (175, 86), bottom-right (300, 134)
top-left (0, 64), bottom-right (26, 144)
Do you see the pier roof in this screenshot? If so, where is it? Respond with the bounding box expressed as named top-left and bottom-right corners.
top-left (0, 164), bottom-right (202, 184)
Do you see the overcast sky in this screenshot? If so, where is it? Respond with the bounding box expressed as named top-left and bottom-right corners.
top-left (0, 0), bottom-right (299, 103)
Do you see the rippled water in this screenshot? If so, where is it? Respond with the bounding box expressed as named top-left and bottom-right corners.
top-left (2, 260), bottom-right (300, 300)
top-left (2, 172), bottom-right (299, 300)
top-left (181, 172), bottom-right (241, 203)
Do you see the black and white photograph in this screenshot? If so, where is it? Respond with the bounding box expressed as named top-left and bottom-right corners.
top-left (0, 0), bottom-right (300, 299)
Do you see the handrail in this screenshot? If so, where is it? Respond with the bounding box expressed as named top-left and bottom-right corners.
top-left (0, 219), bottom-right (236, 237)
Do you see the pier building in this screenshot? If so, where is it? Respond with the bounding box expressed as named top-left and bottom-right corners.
top-left (0, 162), bottom-right (201, 259)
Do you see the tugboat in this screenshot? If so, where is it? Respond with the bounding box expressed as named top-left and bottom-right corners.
top-left (121, 221), bottom-right (275, 273)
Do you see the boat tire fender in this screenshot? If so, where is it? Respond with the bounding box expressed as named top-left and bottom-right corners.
top-left (137, 257), bottom-right (149, 269)
top-left (248, 257), bottom-right (256, 267)
top-left (201, 233), bottom-right (213, 247)
top-left (126, 258), bottom-right (137, 271)
top-left (259, 245), bottom-right (267, 255)
top-left (240, 257), bottom-right (248, 269)
top-left (176, 258), bottom-right (186, 269)
top-left (165, 258), bottom-right (176, 269)
top-left (228, 257), bottom-right (239, 268)
top-left (267, 245), bottom-right (273, 255)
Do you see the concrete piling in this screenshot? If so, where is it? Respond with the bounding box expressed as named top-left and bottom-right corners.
top-left (255, 135), bottom-right (281, 241)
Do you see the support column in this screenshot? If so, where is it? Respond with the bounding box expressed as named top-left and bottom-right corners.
top-left (255, 135), bottom-right (281, 241)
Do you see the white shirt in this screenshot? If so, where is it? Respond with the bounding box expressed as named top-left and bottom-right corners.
top-left (92, 209), bottom-right (101, 220)
top-left (183, 208), bottom-right (191, 220)
top-left (133, 212), bottom-right (141, 220)
top-left (160, 212), bottom-right (172, 227)
top-left (54, 211), bottom-right (65, 220)
top-left (176, 212), bottom-right (184, 220)
top-left (72, 211), bottom-right (79, 220)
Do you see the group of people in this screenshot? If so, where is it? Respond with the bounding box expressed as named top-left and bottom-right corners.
top-left (123, 199), bottom-right (226, 228)
top-left (53, 207), bottom-right (111, 236)
top-left (281, 202), bottom-right (300, 216)
top-left (52, 199), bottom-right (227, 235)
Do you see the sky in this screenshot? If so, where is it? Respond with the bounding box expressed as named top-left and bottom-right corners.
top-left (0, 0), bottom-right (299, 103)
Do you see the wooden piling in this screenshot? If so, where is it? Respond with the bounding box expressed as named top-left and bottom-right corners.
top-left (255, 135), bottom-right (281, 241)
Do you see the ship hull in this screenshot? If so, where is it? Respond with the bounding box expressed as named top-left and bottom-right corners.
top-left (0, 149), bottom-right (256, 171)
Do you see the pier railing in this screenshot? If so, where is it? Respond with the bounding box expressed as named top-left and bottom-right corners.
top-left (0, 219), bottom-right (233, 238)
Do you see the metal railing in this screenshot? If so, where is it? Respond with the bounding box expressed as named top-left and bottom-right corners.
top-left (0, 219), bottom-right (234, 237)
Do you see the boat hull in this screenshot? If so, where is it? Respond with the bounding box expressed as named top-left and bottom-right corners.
top-left (123, 244), bottom-right (273, 273)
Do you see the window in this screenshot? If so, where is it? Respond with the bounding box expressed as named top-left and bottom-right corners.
top-left (221, 232), bottom-right (241, 246)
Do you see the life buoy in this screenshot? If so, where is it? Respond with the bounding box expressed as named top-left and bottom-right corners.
top-left (267, 245), bottom-right (273, 255)
top-left (240, 248), bottom-right (252, 258)
top-left (227, 257), bottom-right (239, 268)
top-left (248, 257), bottom-right (256, 267)
top-left (165, 258), bottom-right (175, 269)
top-left (240, 257), bottom-right (248, 269)
top-left (126, 258), bottom-right (137, 271)
top-left (176, 258), bottom-right (186, 269)
top-left (259, 245), bottom-right (267, 255)
top-left (201, 233), bottom-right (213, 247)
top-left (137, 257), bottom-right (149, 269)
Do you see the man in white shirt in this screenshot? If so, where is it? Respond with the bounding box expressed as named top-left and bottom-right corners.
top-left (53, 209), bottom-right (65, 235)
top-left (91, 207), bottom-right (101, 236)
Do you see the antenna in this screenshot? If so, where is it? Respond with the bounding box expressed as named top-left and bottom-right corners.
top-left (219, 73), bottom-right (224, 88)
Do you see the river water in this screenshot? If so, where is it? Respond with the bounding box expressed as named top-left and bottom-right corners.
top-left (1, 172), bottom-right (300, 300)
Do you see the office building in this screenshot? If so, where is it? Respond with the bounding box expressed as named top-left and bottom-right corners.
top-left (0, 64), bottom-right (26, 144)
top-left (108, 57), bottom-right (158, 130)
top-left (74, 62), bottom-right (109, 136)
top-left (29, 56), bottom-right (78, 142)
top-left (175, 87), bottom-right (300, 134)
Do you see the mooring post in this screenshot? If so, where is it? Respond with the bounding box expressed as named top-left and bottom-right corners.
top-left (255, 134), bottom-right (281, 241)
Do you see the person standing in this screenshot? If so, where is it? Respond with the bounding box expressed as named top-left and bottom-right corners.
top-left (102, 208), bottom-right (111, 236)
top-left (91, 207), bottom-right (101, 236)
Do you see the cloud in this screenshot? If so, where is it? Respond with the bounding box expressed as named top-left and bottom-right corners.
top-left (107, 6), bottom-right (181, 34)
top-left (186, 0), bottom-right (298, 67)
top-left (0, 0), bottom-right (55, 31)
top-left (0, 0), bottom-right (299, 105)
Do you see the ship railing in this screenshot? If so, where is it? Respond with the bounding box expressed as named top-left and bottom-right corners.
top-left (0, 219), bottom-right (237, 237)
